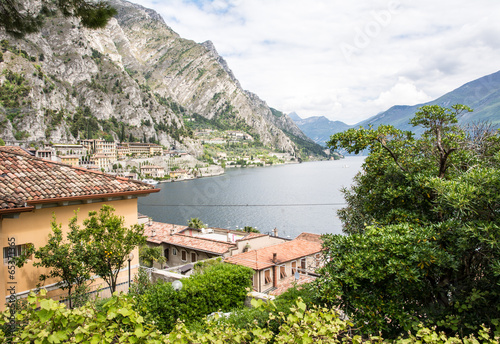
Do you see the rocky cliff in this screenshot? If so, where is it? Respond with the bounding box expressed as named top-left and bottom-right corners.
top-left (0, 0), bottom-right (313, 156)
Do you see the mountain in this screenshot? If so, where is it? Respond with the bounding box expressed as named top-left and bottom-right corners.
top-left (288, 112), bottom-right (351, 147)
top-left (0, 0), bottom-right (318, 157)
top-left (358, 70), bottom-right (500, 131)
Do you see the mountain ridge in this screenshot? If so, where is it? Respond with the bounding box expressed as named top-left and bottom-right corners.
top-left (290, 70), bottom-right (500, 146)
top-left (0, 0), bottom-right (321, 158)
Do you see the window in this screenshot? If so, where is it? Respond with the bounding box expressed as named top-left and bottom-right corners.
top-left (172, 248), bottom-right (177, 256)
top-left (3, 244), bottom-right (32, 264)
top-left (191, 252), bottom-right (197, 262)
top-left (264, 269), bottom-right (272, 284)
top-left (300, 258), bottom-right (306, 272)
top-left (291, 261), bottom-right (297, 275)
top-left (181, 250), bottom-right (187, 261)
top-left (279, 265), bottom-right (287, 279)
top-left (315, 253), bottom-right (321, 266)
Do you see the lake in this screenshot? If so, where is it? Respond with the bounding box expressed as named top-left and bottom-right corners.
top-left (138, 156), bottom-right (364, 238)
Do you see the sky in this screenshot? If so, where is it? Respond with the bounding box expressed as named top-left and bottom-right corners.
top-left (131, 0), bottom-right (500, 124)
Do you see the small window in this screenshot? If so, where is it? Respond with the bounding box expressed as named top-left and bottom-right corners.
top-left (3, 244), bottom-right (32, 264)
top-left (279, 265), bottom-right (287, 279)
top-left (191, 252), bottom-right (197, 262)
top-left (264, 269), bottom-right (272, 284)
top-left (315, 253), bottom-right (321, 266)
top-left (291, 261), bottom-right (297, 275)
top-left (300, 258), bottom-right (306, 272)
top-left (173, 248), bottom-right (177, 256)
top-left (181, 250), bottom-right (187, 261)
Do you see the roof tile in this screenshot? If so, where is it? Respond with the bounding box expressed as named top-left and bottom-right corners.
top-left (0, 147), bottom-right (157, 211)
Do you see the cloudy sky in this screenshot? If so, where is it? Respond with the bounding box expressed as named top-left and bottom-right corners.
top-left (132, 0), bottom-right (500, 124)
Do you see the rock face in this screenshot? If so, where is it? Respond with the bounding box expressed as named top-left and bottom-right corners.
top-left (0, 0), bottom-right (312, 156)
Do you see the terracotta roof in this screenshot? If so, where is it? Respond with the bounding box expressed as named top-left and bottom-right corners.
top-left (236, 232), bottom-right (268, 241)
top-left (0, 147), bottom-right (158, 212)
top-left (295, 232), bottom-right (323, 244)
top-left (0, 146), bottom-right (32, 156)
top-left (225, 239), bottom-right (322, 270)
top-left (145, 222), bottom-right (236, 254)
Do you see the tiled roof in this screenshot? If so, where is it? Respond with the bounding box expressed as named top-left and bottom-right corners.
top-left (237, 232), bottom-right (267, 241)
top-left (0, 146), bottom-right (32, 156)
top-left (295, 232), bottom-right (323, 244)
top-left (225, 239), bottom-right (322, 270)
top-left (145, 221), bottom-right (236, 254)
top-left (0, 147), bottom-right (158, 211)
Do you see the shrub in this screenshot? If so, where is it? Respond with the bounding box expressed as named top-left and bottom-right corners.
top-left (136, 262), bottom-right (253, 333)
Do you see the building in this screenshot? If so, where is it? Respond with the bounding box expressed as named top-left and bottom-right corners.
top-left (124, 142), bottom-right (163, 156)
top-left (80, 139), bottom-right (117, 159)
top-left (169, 169), bottom-right (188, 180)
top-left (58, 155), bottom-right (80, 167)
top-left (51, 144), bottom-right (87, 157)
top-left (91, 153), bottom-right (112, 171)
top-left (225, 233), bottom-right (323, 295)
top-left (143, 223), bottom-right (287, 270)
top-left (0, 146), bottom-right (159, 310)
top-left (140, 165), bottom-right (165, 179)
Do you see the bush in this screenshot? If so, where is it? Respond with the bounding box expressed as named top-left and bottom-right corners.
top-left (136, 262), bottom-right (253, 333)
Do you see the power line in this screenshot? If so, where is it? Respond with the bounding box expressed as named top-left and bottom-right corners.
top-left (138, 203), bottom-right (347, 207)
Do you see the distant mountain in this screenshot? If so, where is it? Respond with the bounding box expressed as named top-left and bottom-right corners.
top-left (358, 70), bottom-right (500, 132)
top-left (288, 112), bottom-right (351, 147)
top-left (0, 0), bottom-right (322, 157)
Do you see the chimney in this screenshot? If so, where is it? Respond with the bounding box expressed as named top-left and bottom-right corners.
top-left (151, 229), bottom-right (156, 237)
top-left (272, 253), bottom-right (277, 264)
top-left (272, 228), bottom-right (278, 237)
top-left (170, 229), bottom-right (175, 236)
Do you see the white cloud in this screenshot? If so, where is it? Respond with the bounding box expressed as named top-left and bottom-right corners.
top-left (132, 0), bottom-right (500, 124)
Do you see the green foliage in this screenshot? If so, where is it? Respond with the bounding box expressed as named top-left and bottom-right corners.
top-left (129, 267), bottom-right (153, 297)
top-left (136, 262), bottom-right (253, 333)
top-left (78, 205), bottom-right (146, 293)
top-left (139, 245), bottom-right (165, 268)
top-left (236, 226), bottom-right (260, 233)
top-left (33, 214), bottom-right (91, 309)
top-left (319, 104), bottom-right (500, 337)
top-left (188, 217), bottom-right (204, 229)
top-left (0, 138), bottom-right (5, 146)
top-left (0, 290), bottom-right (163, 343)
top-left (2, 291), bottom-right (499, 343)
top-left (70, 106), bottom-right (99, 139)
top-left (0, 1), bottom-right (117, 38)
top-left (0, 70), bottom-right (31, 108)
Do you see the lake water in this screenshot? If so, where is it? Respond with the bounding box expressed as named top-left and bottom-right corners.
top-left (138, 156), bottom-right (364, 238)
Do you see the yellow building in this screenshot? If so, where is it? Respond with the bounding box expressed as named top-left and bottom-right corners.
top-left (0, 146), bottom-right (159, 311)
top-left (59, 155), bottom-right (80, 167)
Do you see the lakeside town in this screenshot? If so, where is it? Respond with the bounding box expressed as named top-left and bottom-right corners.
top-left (1, 144), bottom-right (323, 311)
top-left (0, 129), bottom-right (312, 184)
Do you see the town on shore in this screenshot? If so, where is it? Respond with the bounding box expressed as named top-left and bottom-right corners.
top-left (1, 129), bottom-right (315, 184)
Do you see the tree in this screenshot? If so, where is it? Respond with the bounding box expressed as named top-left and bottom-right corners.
top-left (79, 205), bottom-right (146, 293)
top-left (12, 214), bottom-right (91, 309)
top-left (139, 245), bottom-right (165, 268)
top-left (317, 105), bottom-right (500, 337)
top-left (0, 0), bottom-right (117, 38)
top-left (188, 217), bottom-right (204, 229)
top-left (238, 226), bottom-right (260, 233)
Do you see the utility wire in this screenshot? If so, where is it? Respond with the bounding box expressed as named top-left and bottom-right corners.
top-left (138, 203), bottom-right (347, 207)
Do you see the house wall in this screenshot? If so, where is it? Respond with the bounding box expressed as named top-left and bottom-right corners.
top-left (253, 254), bottom-right (320, 293)
top-left (159, 243), bottom-right (219, 268)
top-left (0, 198), bottom-right (140, 311)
